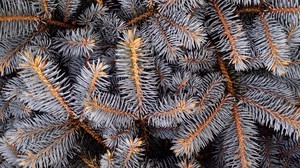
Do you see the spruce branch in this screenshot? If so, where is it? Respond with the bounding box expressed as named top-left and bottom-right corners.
top-left (20, 52), bottom-right (75, 119)
top-left (158, 13), bottom-right (203, 45)
top-left (210, 0), bottom-right (251, 71)
top-left (171, 95), bottom-right (232, 157)
top-left (126, 9), bottom-right (157, 26)
top-left (79, 154), bottom-right (100, 168)
top-left (217, 53), bottom-right (259, 168)
top-left (239, 95), bottom-right (300, 137)
top-left (120, 30), bottom-right (144, 109)
top-left (0, 16), bottom-right (75, 28)
top-left (151, 17), bottom-right (180, 62)
top-left (79, 121), bottom-right (107, 147)
top-left (230, 103), bottom-right (250, 168)
top-left (236, 4), bottom-right (300, 14)
top-left (217, 54), bottom-right (235, 96)
top-left (0, 26), bottom-right (47, 75)
top-left (258, 13), bottom-right (290, 75)
top-left (18, 125), bottom-right (79, 168)
top-left (18, 51), bottom-right (107, 150)
top-left (145, 97), bottom-right (196, 127)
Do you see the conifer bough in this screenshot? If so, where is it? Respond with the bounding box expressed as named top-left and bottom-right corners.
top-left (0, 0), bottom-right (299, 167)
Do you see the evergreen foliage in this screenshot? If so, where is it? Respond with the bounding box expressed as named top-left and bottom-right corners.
top-left (0, 0), bottom-right (299, 167)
